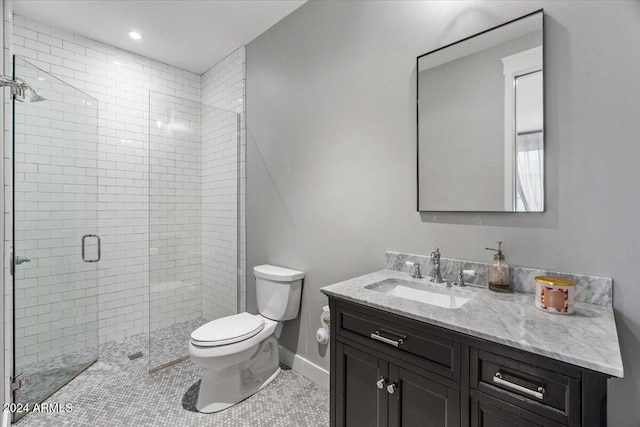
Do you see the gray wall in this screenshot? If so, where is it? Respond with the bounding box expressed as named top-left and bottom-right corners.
top-left (419, 33), bottom-right (541, 211)
top-left (246, 1), bottom-right (640, 425)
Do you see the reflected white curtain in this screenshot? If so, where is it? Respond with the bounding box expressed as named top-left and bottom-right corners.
top-left (515, 132), bottom-right (543, 211)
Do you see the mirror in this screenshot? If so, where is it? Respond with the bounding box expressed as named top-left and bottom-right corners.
top-left (417, 10), bottom-right (544, 212)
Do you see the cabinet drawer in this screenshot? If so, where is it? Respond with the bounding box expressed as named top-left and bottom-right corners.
top-left (471, 349), bottom-right (580, 426)
top-left (336, 302), bottom-right (458, 381)
top-left (470, 397), bottom-right (565, 427)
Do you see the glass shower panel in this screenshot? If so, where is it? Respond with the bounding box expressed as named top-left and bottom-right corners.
top-left (148, 92), bottom-right (240, 371)
top-left (12, 56), bottom-right (99, 416)
top-left (201, 102), bottom-right (241, 323)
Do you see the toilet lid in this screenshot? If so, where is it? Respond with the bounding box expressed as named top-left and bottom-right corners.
top-left (190, 312), bottom-right (265, 347)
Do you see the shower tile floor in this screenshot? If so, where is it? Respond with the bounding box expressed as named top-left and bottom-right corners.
top-left (15, 317), bottom-right (207, 409)
top-left (15, 350), bottom-right (97, 409)
top-left (16, 323), bottom-right (329, 427)
top-left (149, 317), bottom-right (208, 370)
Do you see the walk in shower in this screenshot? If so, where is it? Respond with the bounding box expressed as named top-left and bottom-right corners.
top-left (11, 56), bottom-right (242, 417)
top-left (12, 56), bottom-right (99, 418)
top-left (148, 92), bottom-right (241, 371)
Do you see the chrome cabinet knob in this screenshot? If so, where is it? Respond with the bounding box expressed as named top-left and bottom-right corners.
top-left (387, 383), bottom-right (398, 394)
top-left (376, 377), bottom-right (387, 389)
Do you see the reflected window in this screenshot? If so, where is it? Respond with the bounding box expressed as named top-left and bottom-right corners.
top-left (514, 71), bottom-right (543, 211)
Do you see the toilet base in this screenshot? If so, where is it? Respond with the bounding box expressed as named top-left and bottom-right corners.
top-left (196, 366), bottom-right (281, 413)
top-left (194, 335), bottom-right (281, 414)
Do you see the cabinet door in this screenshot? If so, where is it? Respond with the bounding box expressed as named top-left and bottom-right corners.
top-left (335, 342), bottom-right (388, 427)
top-left (471, 398), bottom-right (542, 427)
top-left (388, 365), bottom-right (460, 427)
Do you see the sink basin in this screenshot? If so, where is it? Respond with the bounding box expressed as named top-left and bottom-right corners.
top-left (365, 278), bottom-right (471, 309)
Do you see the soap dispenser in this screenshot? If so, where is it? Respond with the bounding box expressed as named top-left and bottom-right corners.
top-left (485, 241), bottom-right (510, 293)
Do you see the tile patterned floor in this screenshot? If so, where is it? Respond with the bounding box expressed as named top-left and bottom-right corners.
top-left (15, 350), bottom-right (97, 408)
top-left (15, 317), bottom-right (207, 408)
top-left (149, 317), bottom-right (208, 370)
top-left (16, 331), bottom-right (330, 427)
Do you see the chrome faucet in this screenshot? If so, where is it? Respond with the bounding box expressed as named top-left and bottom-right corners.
top-left (452, 268), bottom-right (476, 287)
top-left (453, 268), bottom-right (465, 287)
top-left (429, 247), bottom-right (444, 284)
top-left (405, 261), bottom-right (423, 279)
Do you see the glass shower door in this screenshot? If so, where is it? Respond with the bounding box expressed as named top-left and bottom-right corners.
top-left (12, 56), bottom-right (99, 417)
top-left (148, 92), bottom-right (241, 371)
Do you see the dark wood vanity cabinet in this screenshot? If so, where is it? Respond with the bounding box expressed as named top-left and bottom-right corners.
top-left (335, 341), bottom-right (460, 427)
top-left (329, 298), bottom-right (609, 427)
top-left (334, 343), bottom-right (386, 427)
top-left (471, 398), bottom-right (546, 427)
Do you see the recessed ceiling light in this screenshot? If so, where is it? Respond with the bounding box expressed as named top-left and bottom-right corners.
top-left (128, 31), bottom-right (142, 40)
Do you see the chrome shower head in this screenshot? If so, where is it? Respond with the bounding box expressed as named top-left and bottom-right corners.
top-left (26, 87), bottom-right (46, 103)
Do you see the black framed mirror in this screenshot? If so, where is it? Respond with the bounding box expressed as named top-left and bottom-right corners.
top-left (417, 10), bottom-right (544, 212)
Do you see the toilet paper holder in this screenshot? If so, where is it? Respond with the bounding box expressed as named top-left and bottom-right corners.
top-left (321, 305), bottom-right (330, 329)
top-left (316, 305), bottom-right (331, 345)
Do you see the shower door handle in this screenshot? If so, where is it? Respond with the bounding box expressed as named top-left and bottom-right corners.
top-left (82, 234), bottom-right (101, 262)
top-left (10, 251), bottom-right (31, 275)
top-left (15, 256), bottom-right (30, 265)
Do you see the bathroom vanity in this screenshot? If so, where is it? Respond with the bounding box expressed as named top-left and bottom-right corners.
top-left (321, 269), bottom-right (622, 427)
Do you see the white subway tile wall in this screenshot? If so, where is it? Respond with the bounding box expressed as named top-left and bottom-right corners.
top-left (3, 13), bottom-right (247, 393)
top-left (8, 15), bottom-right (202, 363)
top-left (9, 14), bottom-right (205, 346)
top-left (201, 47), bottom-right (246, 319)
top-left (4, 0), bottom-right (15, 401)
top-left (149, 92), bottom-right (203, 332)
top-left (13, 57), bottom-right (99, 368)
top-left (201, 102), bottom-right (239, 320)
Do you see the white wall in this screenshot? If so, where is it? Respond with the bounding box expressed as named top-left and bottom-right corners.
top-left (10, 15), bottom-right (201, 349)
top-left (246, 1), bottom-right (640, 425)
top-left (7, 14), bottom-right (247, 368)
top-left (201, 47), bottom-right (246, 319)
top-left (149, 92), bottom-right (203, 331)
top-left (3, 0), bottom-right (16, 401)
top-left (0, 7), bottom-right (246, 406)
top-left (0, 0), bottom-right (7, 409)
top-left (12, 58), bottom-right (100, 368)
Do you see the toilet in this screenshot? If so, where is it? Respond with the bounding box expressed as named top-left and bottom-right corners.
top-left (188, 264), bottom-right (304, 413)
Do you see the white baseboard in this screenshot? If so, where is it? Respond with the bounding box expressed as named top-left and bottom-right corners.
top-left (279, 345), bottom-right (329, 390)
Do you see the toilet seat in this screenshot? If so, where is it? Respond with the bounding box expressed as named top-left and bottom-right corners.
top-left (191, 312), bottom-right (265, 347)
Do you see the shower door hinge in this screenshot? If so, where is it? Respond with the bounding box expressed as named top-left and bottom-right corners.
top-left (1, 75), bottom-right (18, 96)
top-left (0, 75), bottom-right (16, 87)
top-left (1, 75), bottom-right (29, 100)
top-left (10, 373), bottom-right (24, 392)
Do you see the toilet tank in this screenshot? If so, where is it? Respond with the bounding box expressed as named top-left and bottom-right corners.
top-left (254, 264), bottom-right (304, 321)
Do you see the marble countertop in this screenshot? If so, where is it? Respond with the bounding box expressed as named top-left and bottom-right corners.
top-left (320, 269), bottom-right (623, 377)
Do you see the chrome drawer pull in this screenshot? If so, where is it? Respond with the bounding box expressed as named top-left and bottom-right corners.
top-left (370, 330), bottom-right (405, 347)
top-left (493, 372), bottom-right (545, 400)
